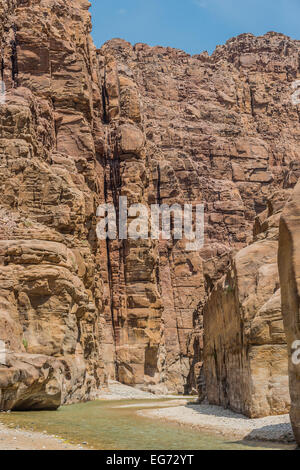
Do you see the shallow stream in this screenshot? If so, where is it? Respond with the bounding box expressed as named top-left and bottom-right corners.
top-left (0, 399), bottom-right (295, 450)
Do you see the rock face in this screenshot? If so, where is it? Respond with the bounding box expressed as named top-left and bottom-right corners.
top-left (98, 33), bottom-right (300, 394)
top-left (204, 191), bottom-right (291, 417)
top-left (98, 42), bottom-right (205, 393)
top-left (279, 180), bottom-right (300, 444)
top-left (0, 0), bottom-right (108, 409)
top-left (0, 0), bottom-right (299, 408)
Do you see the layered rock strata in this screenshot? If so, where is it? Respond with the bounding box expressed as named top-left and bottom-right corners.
top-left (279, 180), bottom-right (300, 444)
top-left (203, 191), bottom-right (291, 417)
top-left (0, 0), bottom-right (108, 409)
top-left (0, 0), bottom-right (299, 407)
top-left (98, 34), bottom-right (300, 394)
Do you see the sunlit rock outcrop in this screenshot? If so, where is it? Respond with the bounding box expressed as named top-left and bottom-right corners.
top-left (279, 180), bottom-right (300, 444)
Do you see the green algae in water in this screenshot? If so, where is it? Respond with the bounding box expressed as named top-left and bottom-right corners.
top-left (0, 400), bottom-right (294, 450)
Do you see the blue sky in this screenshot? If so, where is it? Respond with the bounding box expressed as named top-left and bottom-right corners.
top-left (90, 0), bottom-right (300, 55)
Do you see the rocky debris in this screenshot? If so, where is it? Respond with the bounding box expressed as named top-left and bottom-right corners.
top-left (279, 180), bottom-right (300, 445)
top-left (98, 380), bottom-right (192, 400)
top-left (203, 190), bottom-right (291, 417)
top-left (139, 403), bottom-right (294, 444)
top-left (99, 381), bottom-right (160, 400)
top-left (98, 380), bottom-right (179, 400)
top-left (0, 422), bottom-right (78, 450)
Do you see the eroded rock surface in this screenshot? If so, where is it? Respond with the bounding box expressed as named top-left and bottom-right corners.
top-left (203, 191), bottom-right (291, 417)
top-left (279, 180), bottom-right (300, 444)
top-left (0, 0), bottom-right (108, 409)
top-left (98, 33), bottom-right (300, 394)
top-left (0, 0), bottom-right (299, 407)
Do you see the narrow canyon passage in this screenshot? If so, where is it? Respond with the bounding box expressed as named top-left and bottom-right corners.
top-left (0, 0), bottom-right (300, 448)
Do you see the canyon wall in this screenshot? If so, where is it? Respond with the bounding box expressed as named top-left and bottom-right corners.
top-left (98, 33), bottom-right (300, 394)
top-left (0, 0), bottom-right (299, 408)
top-left (0, 0), bottom-right (109, 409)
top-left (279, 180), bottom-right (300, 444)
top-left (204, 190), bottom-right (290, 417)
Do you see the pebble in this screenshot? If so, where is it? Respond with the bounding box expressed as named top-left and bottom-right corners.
top-left (139, 404), bottom-right (295, 443)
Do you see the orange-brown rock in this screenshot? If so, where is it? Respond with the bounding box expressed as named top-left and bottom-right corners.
top-left (279, 180), bottom-right (300, 444)
top-left (0, 0), bottom-right (108, 409)
top-left (98, 33), bottom-right (300, 394)
top-left (203, 191), bottom-right (291, 417)
top-left (0, 0), bottom-right (300, 407)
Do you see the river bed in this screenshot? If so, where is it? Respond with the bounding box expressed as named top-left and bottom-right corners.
top-left (0, 399), bottom-right (295, 450)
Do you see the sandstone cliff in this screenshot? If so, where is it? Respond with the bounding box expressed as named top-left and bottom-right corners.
top-left (279, 180), bottom-right (300, 444)
top-left (0, 0), bottom-right (108, 409)
top-left (204, 190), bottom-right (290, 417)
top-left (98, 32), bottom-right (300, 395)
top-left (0, 0), bottom-right (299, 409)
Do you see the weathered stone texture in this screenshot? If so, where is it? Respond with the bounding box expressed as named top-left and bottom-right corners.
top-left (203, 191), bottom-right (291, 417)
top-left (98, 33), bottom-right (300, 394)
top-left (279, 180), bottom-right (300, 444)
top-left (0, 0), bottom-right (300, 407)
top-left (0, 0), bottom-right (109, 409)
